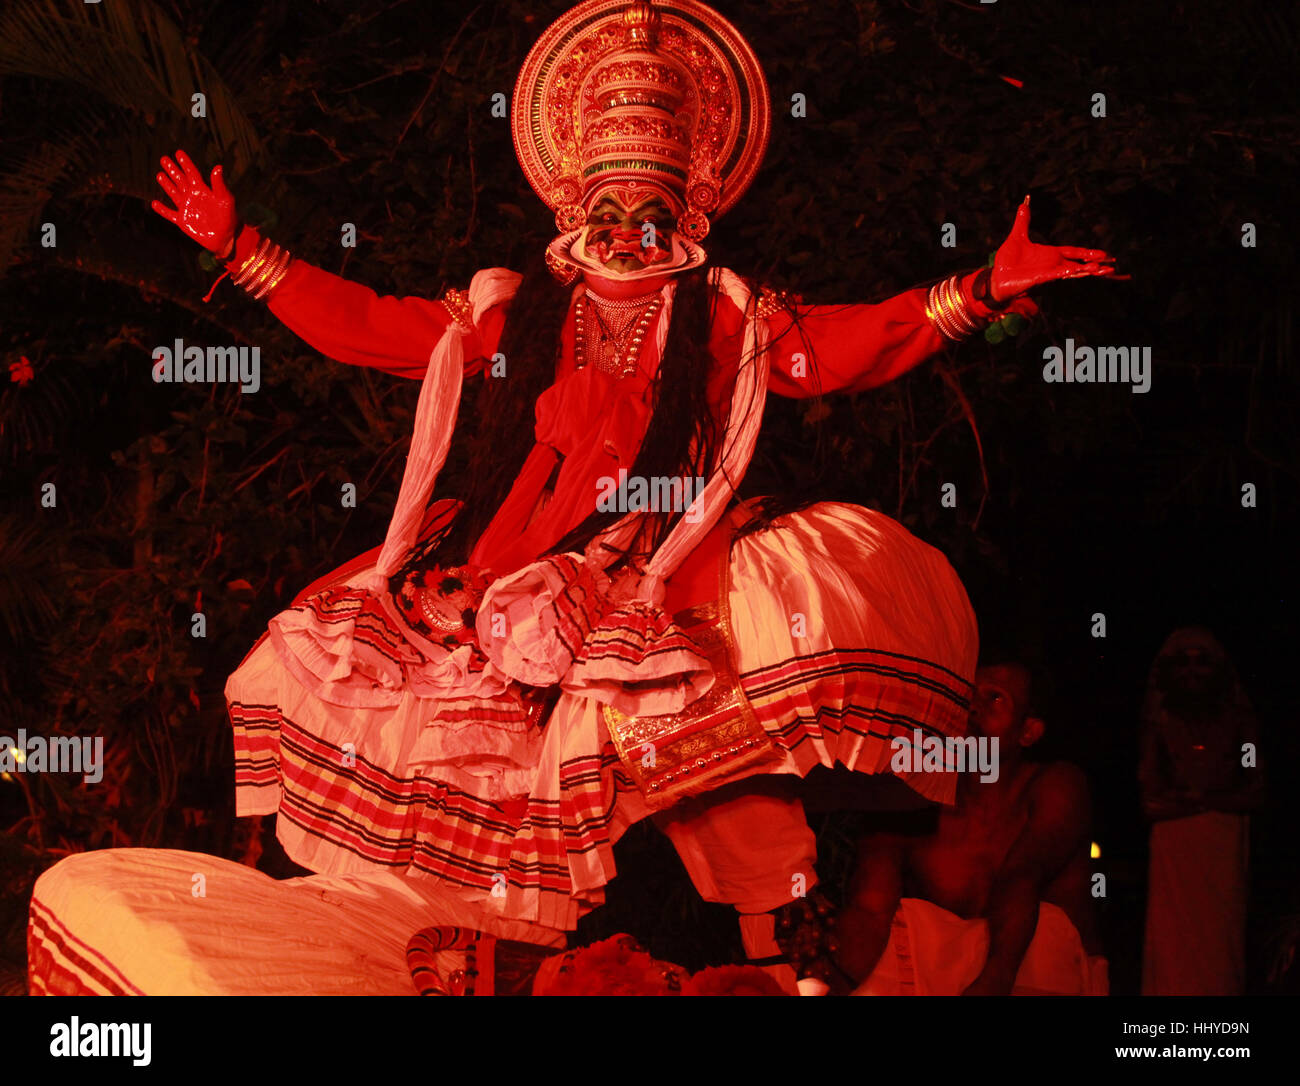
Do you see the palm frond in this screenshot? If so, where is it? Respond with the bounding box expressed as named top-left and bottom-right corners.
top-left (0, 103), bottom-right (108, 271)
top-left (0, 512), bottom-right (59, 645)
top-left (0, 0), bottom-right (263, 268)
top-left (0, 0), bottom-right (261, 170)
top-left (0, 352), bottom-right (86, 458)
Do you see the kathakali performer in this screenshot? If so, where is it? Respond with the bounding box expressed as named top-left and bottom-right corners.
top-left (30, 0), bottom-right (1121, 994)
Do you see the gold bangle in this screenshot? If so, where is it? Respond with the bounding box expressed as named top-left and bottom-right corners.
top-left (252, 250), bottom-right (292, 300)
top-left (258, 252), bottom-right (293, 299)
top-left (927, 275), bottom-right (983, 341)
top-left (247, 254), bottom-right (279, 297)
top-left (924, 294), bottom-right (947, 338)
top-left (231, 239), bottom-right (271, 287)
top-left (926, 282), bottom-right (965, 341)
top-left (230, 238), bottom-right (293, 301)
top-left (940, 276), bottom-right (979, 334)
top-left (931, 283), bottom-right (957, 336)
top-left (954, 278), bottom-right (981, 331)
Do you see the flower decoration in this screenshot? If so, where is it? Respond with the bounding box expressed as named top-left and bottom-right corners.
top-left (8, 356), bottom-right (35, 386)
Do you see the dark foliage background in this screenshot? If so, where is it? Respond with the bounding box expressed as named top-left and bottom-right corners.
top-left (1, 0), bottom-right (1297, 993)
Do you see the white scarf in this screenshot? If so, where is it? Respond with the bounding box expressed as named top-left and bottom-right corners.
top-left (352, 267), bottom-right (521, 593)
top-left (355, 263), bottom-right (769, 609)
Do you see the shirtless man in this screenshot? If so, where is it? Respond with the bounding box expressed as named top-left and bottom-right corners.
top-left (834, 662), bottom-right (1102, 995)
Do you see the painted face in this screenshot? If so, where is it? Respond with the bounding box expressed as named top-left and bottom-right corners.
top-left (582, 188), bottom-right (677, 273)
top-left (968, 664), bottom-right (1031, 742)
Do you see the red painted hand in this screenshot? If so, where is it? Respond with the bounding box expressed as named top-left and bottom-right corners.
top-left (990, 196), bottom-right (1126, 303)
top-left (150, 149), bottom-right (238, 257)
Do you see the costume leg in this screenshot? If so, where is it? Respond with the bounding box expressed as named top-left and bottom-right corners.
top-left (654, 779), bottom-right (817, 992)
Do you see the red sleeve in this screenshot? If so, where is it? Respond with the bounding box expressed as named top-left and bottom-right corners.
top-left (763, 287), bottom-right (947, 399)
top-left (228, 225), bottom-right (488, 380)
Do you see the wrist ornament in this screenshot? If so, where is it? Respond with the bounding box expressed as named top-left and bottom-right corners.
top-left (926, 270), bottom-right (1024, 342)
top-left (229, 235), bottom-right (293, 301)
top-left (925, 273), bottom-right (985, 341)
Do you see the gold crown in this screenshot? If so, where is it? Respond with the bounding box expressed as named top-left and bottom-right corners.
top-left (513, 0), bottom-right (770, 242)
top-left (580, 5), bottom-right (693, 213)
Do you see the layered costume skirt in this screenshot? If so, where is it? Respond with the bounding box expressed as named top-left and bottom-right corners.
top-left (228, 499), bottom-right (978, 931)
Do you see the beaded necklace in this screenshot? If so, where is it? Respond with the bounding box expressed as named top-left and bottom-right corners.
top-left (574, 288), bottom-right (664, 378)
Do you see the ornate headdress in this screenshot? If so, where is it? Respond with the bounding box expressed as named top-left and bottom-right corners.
top-left (512, 0), bottom-right (771, 243)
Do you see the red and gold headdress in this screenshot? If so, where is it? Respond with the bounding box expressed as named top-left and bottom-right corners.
top-left (512, 0), bottom-right (771, 243)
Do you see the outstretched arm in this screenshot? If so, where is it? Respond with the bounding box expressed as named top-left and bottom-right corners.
top-left (152, 150), bottom-right (488, 380)
top-left (222, 223), bottom-right (489, 380)
top-left (764, 196), bottom-right (1122, 399)
top-left (764, 287), bottom-right (954, 398)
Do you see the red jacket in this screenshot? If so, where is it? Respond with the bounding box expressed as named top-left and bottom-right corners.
top-left (228, 226), bottom-right (946, 611)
